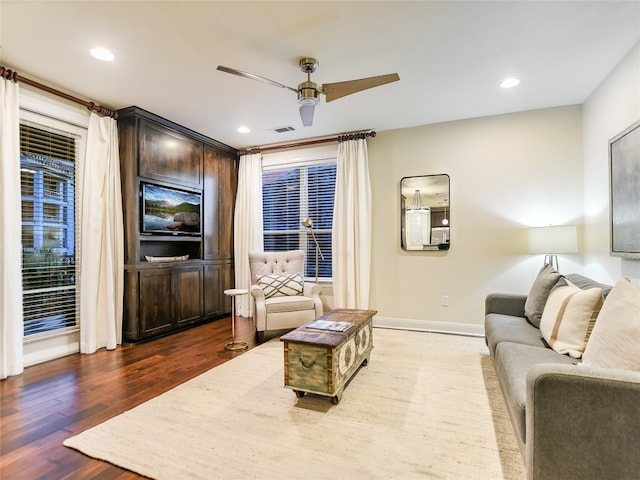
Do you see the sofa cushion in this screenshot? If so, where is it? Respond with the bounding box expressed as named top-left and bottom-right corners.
top-left (493, 342), bottom-right (577, 445)
top-left (257, 272), bottom-right (304, 298)
top-left (582, 278), bottom-right (640, 371)
top-left (524, 264), bottom-right (562, 328)
top-left (485, 313), bottom-right (547, 356)
top-left (539, 278), bottom-right (603, 358)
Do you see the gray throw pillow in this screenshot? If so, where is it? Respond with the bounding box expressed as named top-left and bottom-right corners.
top-left (524, 264), bottom-right (562, 328)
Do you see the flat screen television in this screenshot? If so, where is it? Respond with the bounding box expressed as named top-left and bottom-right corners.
top-left (141, 183), bottom-right (202, 235)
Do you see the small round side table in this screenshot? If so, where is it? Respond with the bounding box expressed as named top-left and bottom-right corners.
top-left (224, 288), bottom-right (249, 351)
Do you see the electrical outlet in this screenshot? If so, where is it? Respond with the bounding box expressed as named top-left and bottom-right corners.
top-left (441, 295), bottom-right (449, 307)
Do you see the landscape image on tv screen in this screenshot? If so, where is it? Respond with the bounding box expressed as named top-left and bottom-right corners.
top-left (142, 183), bottom-right (201, 235)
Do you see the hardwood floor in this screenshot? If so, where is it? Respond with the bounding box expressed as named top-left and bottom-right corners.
top-left (0, 316), bottom-right (258, 480)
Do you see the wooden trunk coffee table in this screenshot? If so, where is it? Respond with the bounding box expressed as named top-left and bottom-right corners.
top-left (280, 308), bottom-right (376, 404)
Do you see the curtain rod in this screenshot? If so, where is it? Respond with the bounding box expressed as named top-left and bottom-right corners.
top-left (1, 66), bottom-right (116, 118)
top-left (239, 130), bottom-right (376, 156)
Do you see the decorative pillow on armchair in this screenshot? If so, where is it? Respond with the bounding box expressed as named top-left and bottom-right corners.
top-left (257, 272), bottom-right (304, 299)
top-left (524, 263), bottom-right (562, 328)
top-left (539, 278), bottom-right (603, 358)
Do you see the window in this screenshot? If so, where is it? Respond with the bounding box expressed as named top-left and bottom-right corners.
top-left (20, 122), bottom-right (79, 337)
top-left (262, 154), bottom-right (336, 280)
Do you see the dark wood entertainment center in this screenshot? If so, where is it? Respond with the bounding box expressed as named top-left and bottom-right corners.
top-left (117, 106), bottom-right (238, 342)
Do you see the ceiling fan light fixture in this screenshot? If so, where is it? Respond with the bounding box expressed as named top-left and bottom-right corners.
top-left (298, 81), bottom-right (320, 106)
top-left (298, 82), bottom-right (320, 125)
top-left (298, 95), bottom-right (319, 106)
top-left (299, 104), bottom-right (315, 127)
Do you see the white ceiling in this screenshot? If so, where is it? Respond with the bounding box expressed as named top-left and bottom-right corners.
top-left (1, 1), bottom-right (639, 150)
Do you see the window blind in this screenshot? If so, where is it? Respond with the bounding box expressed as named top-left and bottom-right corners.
top-left (20, 123), bottom-right (79, 337)
top-left (262, 159), bottom-right (335, 280)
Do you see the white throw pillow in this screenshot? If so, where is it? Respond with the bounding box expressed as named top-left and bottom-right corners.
top-left (257, 272), bottom-right (304, 299)
top-left (539, 279), bottom-right (603, 358)
top-left (582, 278), bottom-right (640, 371)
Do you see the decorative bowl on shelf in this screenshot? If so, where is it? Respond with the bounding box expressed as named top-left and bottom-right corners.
top-left (144, 254), bottom-right (190, 262)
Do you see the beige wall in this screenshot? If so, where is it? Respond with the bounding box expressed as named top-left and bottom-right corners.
top-left (582, 41), bottom-right (640, 285)
top-left (368, 106), bottom-right (584, 329)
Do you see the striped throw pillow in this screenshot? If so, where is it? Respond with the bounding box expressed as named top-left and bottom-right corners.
top-left (257, 272), bottom-right (304, 299)
top-left (539, 279), bottom-right (604, 358)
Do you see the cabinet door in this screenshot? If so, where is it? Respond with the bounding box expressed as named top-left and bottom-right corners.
top-left (217, 152), bottom-right (237, 259)
top-left (222, 262), bottom-right (233, 312)
top-left (122, 269), bottom-right (141, 341)
top-left (139, 119), bottom-right (203, 188)
top-left (204, 262), bottom-right (234, 318)
top-left (174, 266), bottom-right (204, 326)
top-left (138, 269), bottom-right (173, 337)
top-left (203, 146), bottom-right (237, 260)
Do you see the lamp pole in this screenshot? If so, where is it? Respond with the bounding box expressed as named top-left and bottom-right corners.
top-left (301, 217), bottom-right (324, 284)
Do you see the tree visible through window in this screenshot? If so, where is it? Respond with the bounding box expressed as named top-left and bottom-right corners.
top-left (262, 162), bottom-right (335, 279)
top-left (20, 123), bottom-right (78, 337)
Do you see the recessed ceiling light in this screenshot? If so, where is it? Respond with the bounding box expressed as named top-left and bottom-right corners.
top-left (90, 47), bottom-right (114, 62)
top-left (237, 126), bottom-right (250, 133)
top-left (500, 78), bottom-right (520, 89)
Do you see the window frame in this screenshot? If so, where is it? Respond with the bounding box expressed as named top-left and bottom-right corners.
top-left (261, 145), bottom-right (337, 282)
top-left (20, 117), bottom-right (82, 340)
top-left (19, 89), bottom-right (89, 365)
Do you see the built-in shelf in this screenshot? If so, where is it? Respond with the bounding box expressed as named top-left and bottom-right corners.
top-left (118, 106), bottom-right (238, 342)
top-left (139, 240), bottom-right (201, 262)
top-left (138, 235), bottom-right (202, 241)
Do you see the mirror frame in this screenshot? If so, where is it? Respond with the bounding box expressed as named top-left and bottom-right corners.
top-left (400, 174), bottom-right (450, 251)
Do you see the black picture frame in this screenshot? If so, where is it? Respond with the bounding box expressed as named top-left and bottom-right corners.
top-left (609, 119), bottom-right (640, 258)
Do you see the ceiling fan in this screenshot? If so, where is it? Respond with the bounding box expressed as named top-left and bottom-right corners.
top-left (217, 57), bottom-right (400, 127)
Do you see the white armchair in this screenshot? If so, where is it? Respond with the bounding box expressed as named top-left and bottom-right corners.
top-left (248, 250), bottom-right (323, 342)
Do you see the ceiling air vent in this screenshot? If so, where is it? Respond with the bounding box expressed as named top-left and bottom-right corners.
top-left (271, 126), bottom-right (296, 133)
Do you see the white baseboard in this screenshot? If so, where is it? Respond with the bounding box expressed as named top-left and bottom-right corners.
top-left (373, 316), bottom-right (485, 337)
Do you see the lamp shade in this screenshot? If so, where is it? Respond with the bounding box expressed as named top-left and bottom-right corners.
top-left (527, 225), bottom-right (578, 254)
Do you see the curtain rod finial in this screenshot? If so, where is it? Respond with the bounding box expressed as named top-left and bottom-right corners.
top-left (0, 66), bottom-right (18, 82)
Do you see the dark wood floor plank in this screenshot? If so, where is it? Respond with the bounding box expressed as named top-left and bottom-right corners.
top-left (0, 316), bottom-right (257, 480)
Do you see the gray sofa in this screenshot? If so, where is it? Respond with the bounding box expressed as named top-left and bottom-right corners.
top-left (485, 274), bottom-right (640, 480)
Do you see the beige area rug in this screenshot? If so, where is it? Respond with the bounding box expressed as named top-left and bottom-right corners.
top-left (64, 328), bottom-right (525, 480)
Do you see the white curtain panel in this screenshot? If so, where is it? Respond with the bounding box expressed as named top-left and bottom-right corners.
top-left (79, 113), bottom-right (124, 353)
top-left (332, 138), bottom-right (372, 309)
top-left (0, 78), bottom-right (24, 379)
top-left (233, 153), bottom-right (264, 317)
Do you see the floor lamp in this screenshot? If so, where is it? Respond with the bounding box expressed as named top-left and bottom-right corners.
top-left (301, 217), bottom-right (325, 284)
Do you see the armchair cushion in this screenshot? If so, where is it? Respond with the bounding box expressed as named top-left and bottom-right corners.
top-left (265, 295), bottom-right (316, 314)
top-left (257, 272), bottom-right (304, 298)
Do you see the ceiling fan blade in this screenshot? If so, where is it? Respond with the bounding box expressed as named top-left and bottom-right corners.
top-left (299, 104), bottom-right (315, 127)
top-left (322, 73), bottom-right (400, 102)
top-left (216, 65), bottom-right (297, 93)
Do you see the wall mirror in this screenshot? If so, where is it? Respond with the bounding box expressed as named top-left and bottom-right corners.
top-left (400, 174), bottom-right (450, 251)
